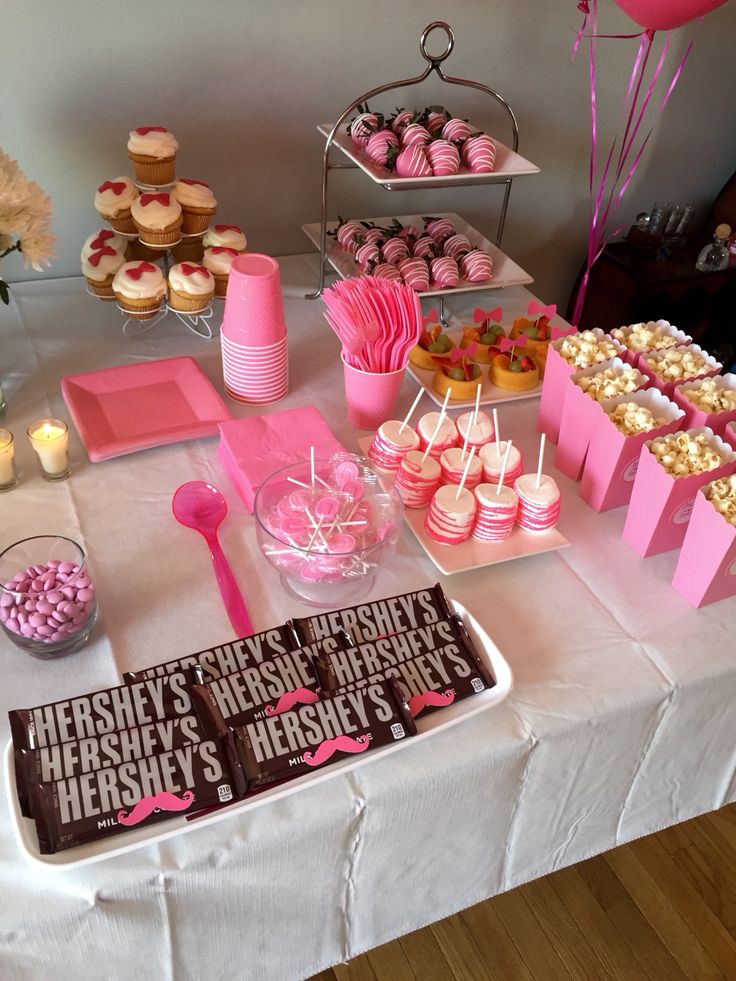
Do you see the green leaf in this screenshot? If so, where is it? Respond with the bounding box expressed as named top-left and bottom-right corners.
top-left (0, 279), bottom-right (9, 304)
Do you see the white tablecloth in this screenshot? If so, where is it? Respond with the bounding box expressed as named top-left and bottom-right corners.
top-left (1, 257), bottom-right (735, 981)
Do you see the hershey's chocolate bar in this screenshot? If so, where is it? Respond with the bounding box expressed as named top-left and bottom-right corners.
top-left (289, 583), bottom-right (451, 646)
top-left (233, 677), bottom-right (416, 787)
top-left (31, 737), bottom-right (245, 854)
top-left (316, 618), bottom-right (494, 718)
top-left (16, 714), bottom-right (204, 818)
top-left (190, 640), bottom-right (341, 736)
top-left (122, 624), bottom-right (296, 683)
top-left (9, 673), bottom-right (192, 752)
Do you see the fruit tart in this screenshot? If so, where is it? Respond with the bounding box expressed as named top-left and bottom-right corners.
top-left (510, 306), bottom-right (556, 378)
top-left (431, 346), bottom-right (483, 401)
top-left (489, 352), bottom-right (540, 392)
top-left (409, 324), bottom-right (456, 370)
top-left (460, 320), bottom-right (504, 363)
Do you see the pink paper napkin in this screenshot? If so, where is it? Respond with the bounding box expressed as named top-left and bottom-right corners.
top-left (218, 407), bottom-right (345, 511)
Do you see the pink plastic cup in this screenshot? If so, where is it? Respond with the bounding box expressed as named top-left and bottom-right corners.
top-left (341, 353), bottom-right (405, 430)
top-left (221, 253), bottom-right (287, 348)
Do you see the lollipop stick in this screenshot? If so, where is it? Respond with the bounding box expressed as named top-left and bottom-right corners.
top-left (455, 446), bottom-right (476, 500)
top-left (493, 408), bottom-right (500, 459)
top-left (536, 432), bottom-right (546, 489)
top-left (496, 440), bottom-right (513, 496)
top-left (461, 409), bottom-right (472, 462)
top-left (421, 389), bottom-right (451, 463)
top-left (472, 384), bottom-right (481, 427)
top-left (400, 388), bottom-right (424, 433)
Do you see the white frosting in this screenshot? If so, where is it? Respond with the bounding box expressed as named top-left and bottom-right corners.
top-left (400, 450), bottom-right (441, 481)
top-left (94, 177), bottom-right (138, 216)
top-left (378, 420), bottom-right (420, 449)
top-left (440, 447), bottom-right (482, 478)
top-left (81, 230), bottom-right (126, 260)
top-left (203, 225), bottom-right (247, 250)
top-left (417, 412), bottom-right (458, 448)
top-left (479, 441), bottom-right (521, 477)
top-left (112, 262), bottom-right (167, 300)
top-left (168, 262), bottom-right (215, 295)
top-left (82, 248), bottom-right (126, 281)
top-left (203, 246), bottom-right (238, 276)
top-left (456, 410), bottom-right (494, 444)
top-left (172, 180), bottom-right (217, 210)
top-left (431, 484), bottom-right (476, 517)
top-left (131, 193), bottom-right (182, 230)
top-left (515, 473), bottom-right (560, 505)
top-left (127, 127), bottom-right (179, 158)
top-left (475, 483), bottom-right (518, 509)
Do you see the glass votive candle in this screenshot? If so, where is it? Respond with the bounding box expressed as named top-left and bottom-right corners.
top-left (0, 536), bottom-right (98, 659)
top-left (0, 430), bottom-right (17, 491)
top-left (27, 418), bottom-right (70, 480)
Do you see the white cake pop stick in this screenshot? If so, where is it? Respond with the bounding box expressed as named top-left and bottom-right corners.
top-left (399, 389), bottom-right (424, 434)
top-left (461, 409), bottom-right (472, 462)
top-left (536, 432), bottom-right (546, 489)
top-left (421, 389), bottom-right (451, 463)
top-left (493, 408), bottom-right (500, 460)
top-left (287, 477), bottom-right (311, 489)
top-left (455, 446), bottom-right (477, 500)
top-left (472, 384), bottom-right (481, 427)
top-left (496, 439), bottom-right (513, 495)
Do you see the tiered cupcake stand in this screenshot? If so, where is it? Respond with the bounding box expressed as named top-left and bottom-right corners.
top-left (303, 20), bottom-right (540, 326)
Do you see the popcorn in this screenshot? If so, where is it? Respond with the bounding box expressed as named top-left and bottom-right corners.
top-left (607, 401), bottom-right (664, 435)
top-left (649, 432), bottom-right (724, 477)
top-left (576, 366), bottom-right (644, 402)
top-left (611, 321), bottom-right (682, 354)
top-left (679, 378), bottom-right (736, 414)
top-left (705, 475), bottom-right (736, 526)
top-left (557, 330), bottom-right (618, 368)
top-left (643, 346), bottom-right (711, 382)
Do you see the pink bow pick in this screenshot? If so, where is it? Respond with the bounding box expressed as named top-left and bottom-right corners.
top-left (473, 306), bottom-right (503, 324)
top-left (550, 325), bottom-right (578, 341)
top-left (528, 300), bottom-right (557, 320)
top-left (450, 343), bottom-right (477, 361)
top-left (499, 335), bottom-right (526, 352)
top-left (422, 308), bottom-right (440, 328)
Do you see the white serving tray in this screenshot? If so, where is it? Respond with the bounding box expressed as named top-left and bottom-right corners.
top-left (302, 212), bottom-right (533, 299)
top-left (358, 438), bottom-right (571, 575)
top-left (5, 599), bottom-right (512, 870)
top-left (318, 124), bottom-right (540, 190)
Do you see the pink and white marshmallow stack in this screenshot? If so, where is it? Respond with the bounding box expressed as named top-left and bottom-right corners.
top-left (424, 447), bottom-right (478, 545)
top-left (368, 390), bottom-right (423, 472)
top-left (221, 253), bottom-right (288, 405)
top-left (479, 410), bottom-right (523, 484)
top-left (472, 440), bottom-right (519, 542)
top-left (513, 436), bottom-right (561, 532)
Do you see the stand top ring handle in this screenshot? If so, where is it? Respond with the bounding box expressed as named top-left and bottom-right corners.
top-left (420, 21), bottom-right (454, 66)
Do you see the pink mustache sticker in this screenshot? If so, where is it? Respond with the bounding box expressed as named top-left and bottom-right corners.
top-left (407, 688), bottom-right (456, 717)
top-left (303, 734), bottom-right (371, 767)
top-left (117, 790), bottom-right (195, 826)
top-left (264, 687), bottom-right (320, 716)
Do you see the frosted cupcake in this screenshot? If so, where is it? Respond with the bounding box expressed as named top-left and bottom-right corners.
top-left (94, 177), bottom-right (139, 233)
top-left (171, 179), bottom-right (217, 235)
top-left (127, 126), bottom-right (179, 185)
top-left (203, 246), bottom-right (238, 297)
top-left (171, 237), bottom-right (205, 263)
top-left (203, 224), bottom-right (247, 252)
top-left (168, 262), bottom-right (215, 312)
top-left (81, 229), bottom-right (127, 261)
top-left (82, 246), bottom-right (126, 299)
top-left (112, 261), bottom-right (167, 319)
top-left (131, 192), bottom-right (183, 247)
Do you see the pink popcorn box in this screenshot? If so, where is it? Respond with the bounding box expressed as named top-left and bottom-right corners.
top-left (672, 483), bottom-right (736, 607)
top-left (671, 373), bottom-right (736, 436)
top-left (724, 421), bottom-right (736, 453)
top-left (578, 388), bottom-right (684, 512)
top-left (554, 357), bottom-right (646, 481)
top-left (622, 427), bottom-right (736, 557)
top-left (611, 319), bottom-right (691, 367)
top-left (537, 329), bottom-right (623, 443)
top-left (636, 344), bottom-right (722, 400)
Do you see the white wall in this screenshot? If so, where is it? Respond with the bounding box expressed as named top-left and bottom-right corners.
top-left (3, 0), bottom-right (735, 310)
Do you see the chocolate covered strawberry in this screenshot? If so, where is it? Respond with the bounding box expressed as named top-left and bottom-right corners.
top-left (392, 145), bottom-right (432, 178)
top-left (349, 111), bottom-right (381, 147)
top-left (398, 257), bottom-right (430, 291)
top-left (365, 129), bottom-right (399, 167)
top-left (355, 241), bottom-right (381, 269)
top-left (430, 256), bottom-right (460, 288)
top-left (425, 139), bottom-right (461, 177)
top-left (423, 105), bottom-right (450, 136)
top-left (441, 118), bottom-right (473, 144)
top-left (424, 217), bottom-right (456, 244)
top-left (460, 248), bottom-right (494, 283)
top-left (443, 233), bottom-right (472, 261)
top-left (334, 217), bottom-right (364, 253)
top-left (381, 237), bottom-right (410, 265)
top-left (413, 235), bottom-right (440, 261)
top-left (389, 108), bottom-right (418, 134)
top-left (400, 122), bottom-right (431, 147)
top-left (370, 261), bottom-right (402, 282)
top-left (361, 226), bottom-right (387, 247)
top-left (461, 133), bottom-right (496, 173)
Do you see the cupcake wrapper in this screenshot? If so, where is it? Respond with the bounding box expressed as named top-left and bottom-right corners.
top-left (101, 211), bottom-right (138, 234)
top-left (115, 293), bottom-right (165, 320)
top-left (168, 288), bottom-right (214, 312)
top-left (135, 218), bottom-right (183, 246)
top-left (180, 207), bottom-right (215, 235)
top-left (85, 276), bottom-right (116, 299)
top-left (128, 152), bottom-right (176, 186)
top-left (171, 239), bottom-right (205, 263)
top-left (212, 272), bottom-right (229, 297)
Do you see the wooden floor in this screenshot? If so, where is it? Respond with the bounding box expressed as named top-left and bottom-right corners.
top-left (310, 802), bottom-right (736, 981)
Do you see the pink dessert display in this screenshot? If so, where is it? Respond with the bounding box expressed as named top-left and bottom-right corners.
top-left (441, 118), bottom-right (474, 144)
top-left (365, 130), bottom-right (399, 166)
top-left (472, 483), bottom-right (518, 542)
top-left (398, 257), bottom-right (430, 291)
top-left (1, 561), bottom-right (96, 646)
top-left (440, 448), bottom-right (483, 489)
top-left (417, 411), bottom-right (458, 459)
top-left (413, 236), bottom-right (440, 261)
top-left (424, 484), bottom-right (476, 545)
top-left (401, 123), bottom-right (431, 147)
top-left (425, 217), bottom-right (456, 244)
top-left (461, 134), bottom-right (497, 173)
top-left (371, 262), bottom-right (402, 282)
top-left (382, 237), bottom-right (410, 265)
top-left (355, 242), bottom-right (381, 269)
top-left (430, 256), bottom-right (460, 288)
top-left (394, 145), bottom-right (432, 178)
top-left (456, 409), bottom-right (494, 448)
top-left (479, 441), bottom-right (523, 484)
top-left (368, 419), bottom-right (420, 472)
top-left (461, 249), bottom-right (494, 283)
top-left (425, 139), bottom-right (461, 176)
top-left (395, 450), bottom-right (442, 508)
top-left (444, 233), bottom-right (472, 261)
top-left (349, 112), bottom-right (380, 147)
top-left (514, 474), bottom-right (561, 532)
top-left (335, 218), bottom-right (364, 252)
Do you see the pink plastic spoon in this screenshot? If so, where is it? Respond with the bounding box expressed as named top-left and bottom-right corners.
top-left (172, 481), bottom-right (253, 637)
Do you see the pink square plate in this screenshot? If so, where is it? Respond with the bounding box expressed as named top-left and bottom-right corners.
top-left (62, 356), bottom-right (231, 461)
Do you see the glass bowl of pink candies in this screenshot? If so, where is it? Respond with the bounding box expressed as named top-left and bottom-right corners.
top-left (254, 453), bottom-right (403, 607)
top-left (0, 535), bottom-right (98, 658)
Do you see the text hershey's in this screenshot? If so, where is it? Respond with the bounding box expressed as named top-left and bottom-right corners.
top-left (305, 589), bottom-right (441, 642)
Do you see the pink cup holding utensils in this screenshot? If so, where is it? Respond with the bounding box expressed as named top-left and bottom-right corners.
top-left (341, 354), bottom-right (405, 430)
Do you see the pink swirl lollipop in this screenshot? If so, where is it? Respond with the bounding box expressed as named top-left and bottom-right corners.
top-left (381, 237), bottom-right (410, 265)
top-left (394, 145), bottom-right (432, 179)
top-left (413, 236), bottom-right (440, 261)
top-left (335, 460), bottom-right (360, 485)
top-left (401, 123), bottom-right (431, 147)
top-left (340, 479), bottom-right (364, 502)
top-left (315, 495), bottom-right (340, 520)
top-left (371, 262), bottom-right (402, 282)
top-left (430, 256), bottom-right (460, 288)
top-left (288, 489), bottom-right (312, 512)
top-left (327, 533), bottom-right (356, 553)
top-left (443, 233), bottom-right (472, 261)
top-left (460, 249), bottom-right (494, 283)
top-left (461, 134), bottom-right (496, 174)
top-left (425, 139), bottom-right (460, 177)
top-left (441, 118), bottom-right (474, 144)
top-left (398, 257), bottom-right (430, 291)
top-left (365, 129), bottom-right (399, 166)
top-left (281, 515), bottom-right (309, 536)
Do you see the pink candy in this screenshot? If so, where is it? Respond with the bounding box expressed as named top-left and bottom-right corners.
top-left (1, 561), bottom-right (96, 646)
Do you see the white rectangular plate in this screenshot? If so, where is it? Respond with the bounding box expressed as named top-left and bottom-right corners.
top-left (302, 212), bottom-right (533, 299)
top-left (358, 437), bottom-right (571, 575)
top-left (5, 599), bottom-right (512, 870)
top-left (406, 326), bottom-right (542, 409)
top-left (318, 124), bottom-right (540, 189)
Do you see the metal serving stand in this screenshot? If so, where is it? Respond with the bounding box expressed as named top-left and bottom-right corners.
top-left (306, 20), bottom-right (530, 322)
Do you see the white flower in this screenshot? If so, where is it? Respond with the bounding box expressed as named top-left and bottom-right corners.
top-left (0, 146), bottom-right (54, 271)
top-left (19, 215), bottom-right (56, 271)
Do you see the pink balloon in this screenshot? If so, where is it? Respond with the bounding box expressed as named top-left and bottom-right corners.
top-left (613, 0), bottom-right (727, 31)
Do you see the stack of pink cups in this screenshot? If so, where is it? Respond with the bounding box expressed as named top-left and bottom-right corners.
top-left (221, 253), bottom-right (288, 405)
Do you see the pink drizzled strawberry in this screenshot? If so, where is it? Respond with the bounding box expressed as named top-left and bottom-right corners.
top-left (460, 249), bottom-right (494, 283)
top-left (398, 257), bottom-right (430, 291)
top-left (461, 133), bottom-right (496, 174)
top-left (425, 139), bottom-right (460, 177)
top-left (443, 234), bottom-right (472, 261)
top-left (392, 145), bottom-right (432, 179)
top-left (430, 256), bottom-right (460, 288)
top-left (400, 123), bottom-right (431, 147)
top-left (441, 118), bottom-right (473, 144)
top-left (364, 129), bottom-right (399, 167)
top-left (424, 217), bottom-right (456, 244)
